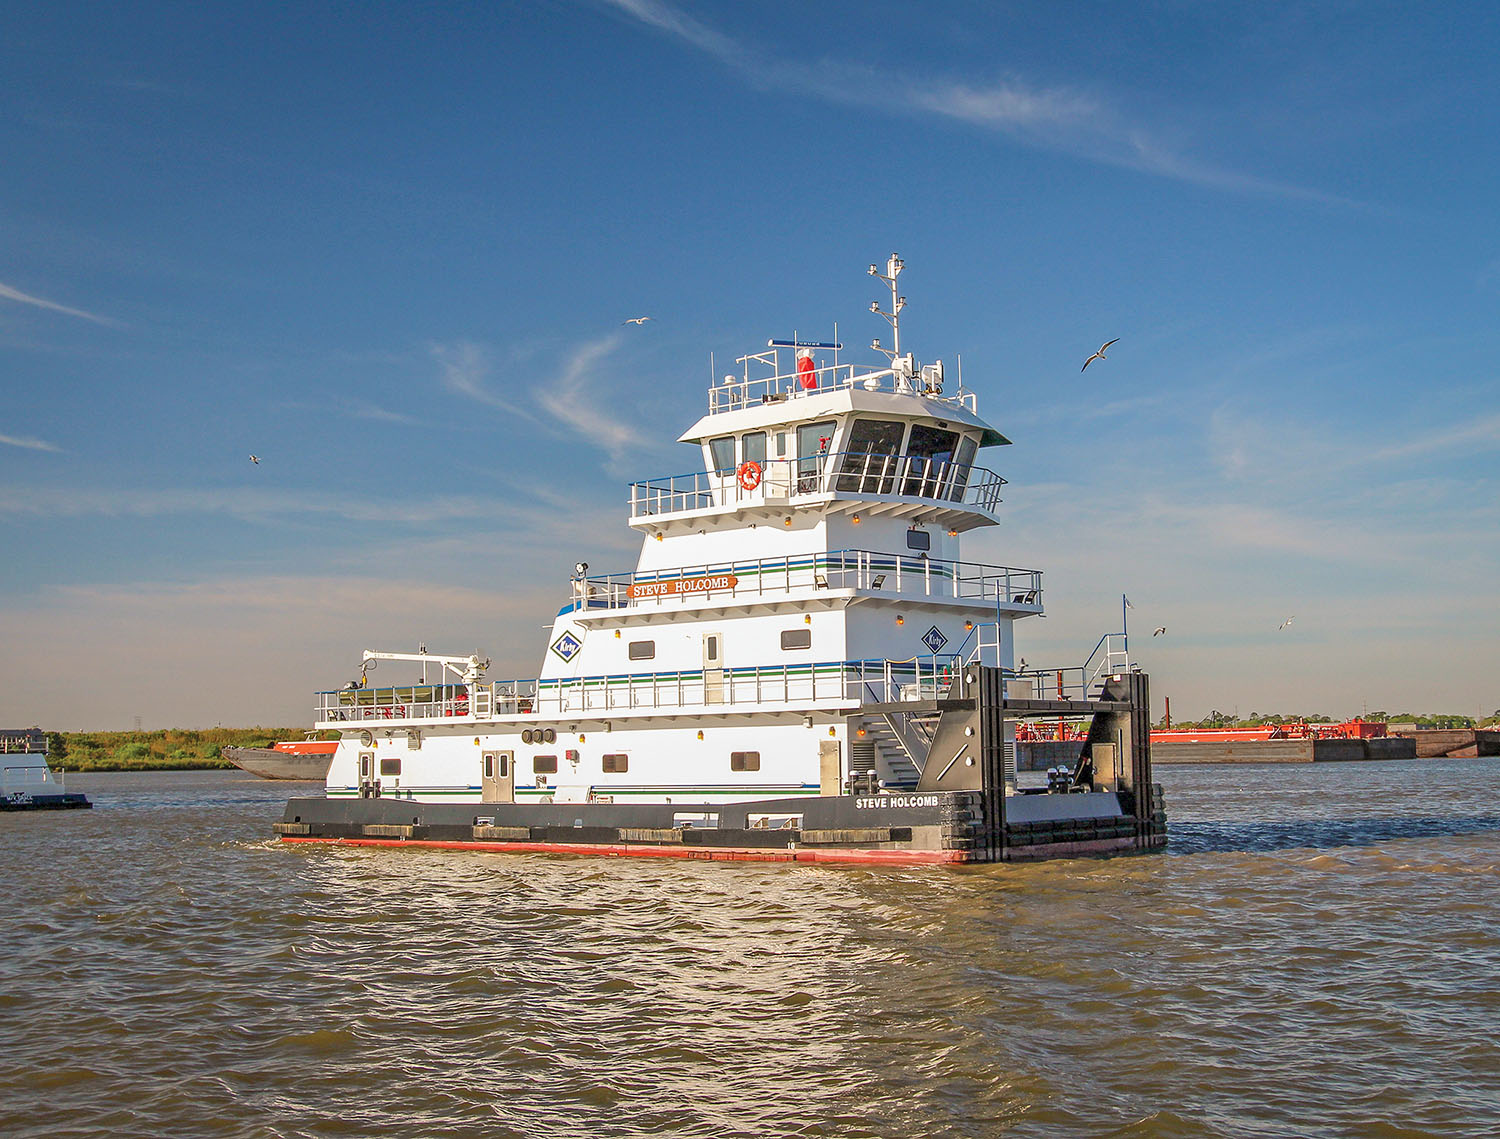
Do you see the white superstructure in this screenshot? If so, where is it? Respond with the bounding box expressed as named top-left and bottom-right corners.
top-left (317, 256), bottom-right (1047, 807)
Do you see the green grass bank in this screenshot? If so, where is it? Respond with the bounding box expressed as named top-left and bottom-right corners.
top-left (45, 728), bottom-right (336, 772)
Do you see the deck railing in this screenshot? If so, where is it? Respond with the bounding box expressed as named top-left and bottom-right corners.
top-left (565, 548), bottom-right (1041, 614)
top-left (1, 764), bottom-right (63, 790)
top-left (708, 355), bottom-right (977, 414)
top-left (317, 657), bottom-right (963, 724)
top-left (629, 451), bottom-right (1006, 522)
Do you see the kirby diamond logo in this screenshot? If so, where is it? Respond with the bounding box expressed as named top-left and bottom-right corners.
top-left (922, 626), bottom-right (948, 654)
top-left (550, 629), bottom-right (583, 663)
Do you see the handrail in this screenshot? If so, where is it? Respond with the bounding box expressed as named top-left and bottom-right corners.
top-left (629, 451), bottom-right (1006, 522)
top-left (565, 548), bottom-right (1041, 614)
top-left (709, 355), bottom-right (976, 414)
top-left (316, 656), bottom-right (965, 724)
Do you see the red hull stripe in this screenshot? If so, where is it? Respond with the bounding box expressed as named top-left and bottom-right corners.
top-left (279, 835), bottom-right (968, 865)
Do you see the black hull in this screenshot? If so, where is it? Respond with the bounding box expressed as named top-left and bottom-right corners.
top-left (2, 792), bottom-right (91, 811)
top-left (277, 787), bottom-right (1165, 864)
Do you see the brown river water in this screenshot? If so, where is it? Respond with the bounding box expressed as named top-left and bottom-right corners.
top-left (4, 761), bottom-right (1500, 1138)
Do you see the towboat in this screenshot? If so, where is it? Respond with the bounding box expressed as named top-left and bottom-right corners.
top-left (2, 729), bottom-right (90, 810)
top-left (277, 256), bottom-right (1167, 863)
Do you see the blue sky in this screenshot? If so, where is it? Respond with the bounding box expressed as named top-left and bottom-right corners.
top-left (3, 0), bottom-right (1497, 729)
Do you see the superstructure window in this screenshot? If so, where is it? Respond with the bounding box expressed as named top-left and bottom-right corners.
top-left (730, 751), bottom-right (761, 772)
top-left (837, 418), bottom-right (905, 493)
top-left (741, 431), bottom-right (766, 465)
top-left (533, 755), bottom-right (558, 774)
top-left (602, 753), bottom-right (629, 773)
top-left (906, 528), bottom-right (931, 551)
top-left (628, 640), bottom-right (655, 660)
top-left (379, 757), bottom-right (401, 776)
top-left (949, 436), bottom-right (978, 500)
top-left (709, 436), bottom-right (735, 475)
top-left (903, 425), bottom-right (959, 497)
top-left (780, 629), bottom-right (812, 650)
top-left (796, 421), bottom-right (836, 492)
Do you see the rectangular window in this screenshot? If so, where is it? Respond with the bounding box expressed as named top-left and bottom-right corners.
top-left (730, 751), bottom-right (761, 772)
top-left (780, 628), bottom-right (812, 650)
top-left (903, 425), bottom-right (959, 497)
top-left (482, 754), bottom-right (494, 778)
top-left (837, 418), bottom-right (906, 493)
top-left (906, 528), bottom-right (931, 551)
top-left (628, 640), bottom-right (655, 660)
top-left (949, 435), bottom-right (978, 500)
top-left (709, 436), bottom-right (735, 475)
top-left (741, 431), bottom-right (766, 465)
top-left (795, 421), bottom-right (836, 492)
top-left (359, 751), bottom-right (374, 778)
top-left (602, 753), bottom-right (629, 773)
top-left (533, 755), bottom-right (558, 774)
top-left (379, 757), bottom-right (401, 776)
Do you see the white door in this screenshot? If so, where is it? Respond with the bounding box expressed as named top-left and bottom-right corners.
top-left (481, 750), bottom-right (514, 802)
top-left (703, 632), bottom-right (725, 704)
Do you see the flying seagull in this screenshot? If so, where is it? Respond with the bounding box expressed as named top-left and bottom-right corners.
top-left (249, 454), bottom-right (260, 464)
top-left (621, 316), bottom-right (652, 325)
top-left (1279, 615), bottom-right (1295, 630)
top-left (1152, 626), bottom-right (1167, 637)
top-left (1082, 338), bottom-right (1120, 372)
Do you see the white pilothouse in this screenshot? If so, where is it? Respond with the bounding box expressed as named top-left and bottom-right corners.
top-left (317, 257), bottom-right (1063, 809)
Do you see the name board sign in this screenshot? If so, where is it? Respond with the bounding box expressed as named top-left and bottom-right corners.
top-left (628, 573), bottom-right (739, 599)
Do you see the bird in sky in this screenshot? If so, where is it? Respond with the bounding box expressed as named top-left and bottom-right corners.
top-left (621, 316), bottom-right (652, 325)
top-left (1279, 615), bottom-right (1296, 630)
top-left (1152, 626), bottom-right (1167, 637)
top-left (249, 454), bottom-right (260, 464)
top-left (1082, 338), bottom-right (1120, 371)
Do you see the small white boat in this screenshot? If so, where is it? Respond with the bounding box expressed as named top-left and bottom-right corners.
top-left (1, 729), bottom-right (90, 811)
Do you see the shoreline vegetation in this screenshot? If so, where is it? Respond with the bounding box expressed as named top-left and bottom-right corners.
top-left (29, 713), bottom-right (1500, 772)
top-left (43, 729), bottom-right (337, 772)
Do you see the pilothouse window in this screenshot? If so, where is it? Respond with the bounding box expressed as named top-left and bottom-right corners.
top-left (709, 436), bottom-right (735, 475)
top-left (903, 425), bottom-right (959, 497)
top-left (741, 431), bottom-right (766, 465)
top-left (796, 421), bottom-right (836, 492)
top-left (950, 436), bottom-right (978, 500)
top-left (837, 419), bottom-right (905, 493)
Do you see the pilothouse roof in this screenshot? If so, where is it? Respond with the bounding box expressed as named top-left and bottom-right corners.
top-left (681, 254), bottom-right (1011, 448)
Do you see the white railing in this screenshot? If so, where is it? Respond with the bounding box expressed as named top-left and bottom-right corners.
top-left (317, 657), bottom-right (965, 724)
top-left (708, 353), bottom-right (977, 414)
top-left (629, 451), bottom-right (1006, 522)
top-left (1, 764), bottom-right (62, 790)
top-left (565, 549), bottom-right (1041, 614)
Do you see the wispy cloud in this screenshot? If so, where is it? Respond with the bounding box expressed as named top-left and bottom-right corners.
top-left (1369, 410), bottom-right (1500, 462)
top-left (0, 433), bottom-right (63, 453)
top-left (431, 339), bottom-right (514, 412)
top-left (534, 331), bottom-right (644, 462)
top-left (436, 332), bottom-right (647, 462)
top-left (596, 0), bottom-right (1344, 202)
top-left (0, 280), bottom-right (118, 326)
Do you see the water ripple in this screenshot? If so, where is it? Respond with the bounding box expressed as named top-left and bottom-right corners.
top-left (4, 763), bottom-right (1500, 1136)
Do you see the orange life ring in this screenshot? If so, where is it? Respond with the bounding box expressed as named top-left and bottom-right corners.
top-left (737, 461), bottom-right (763, 490)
